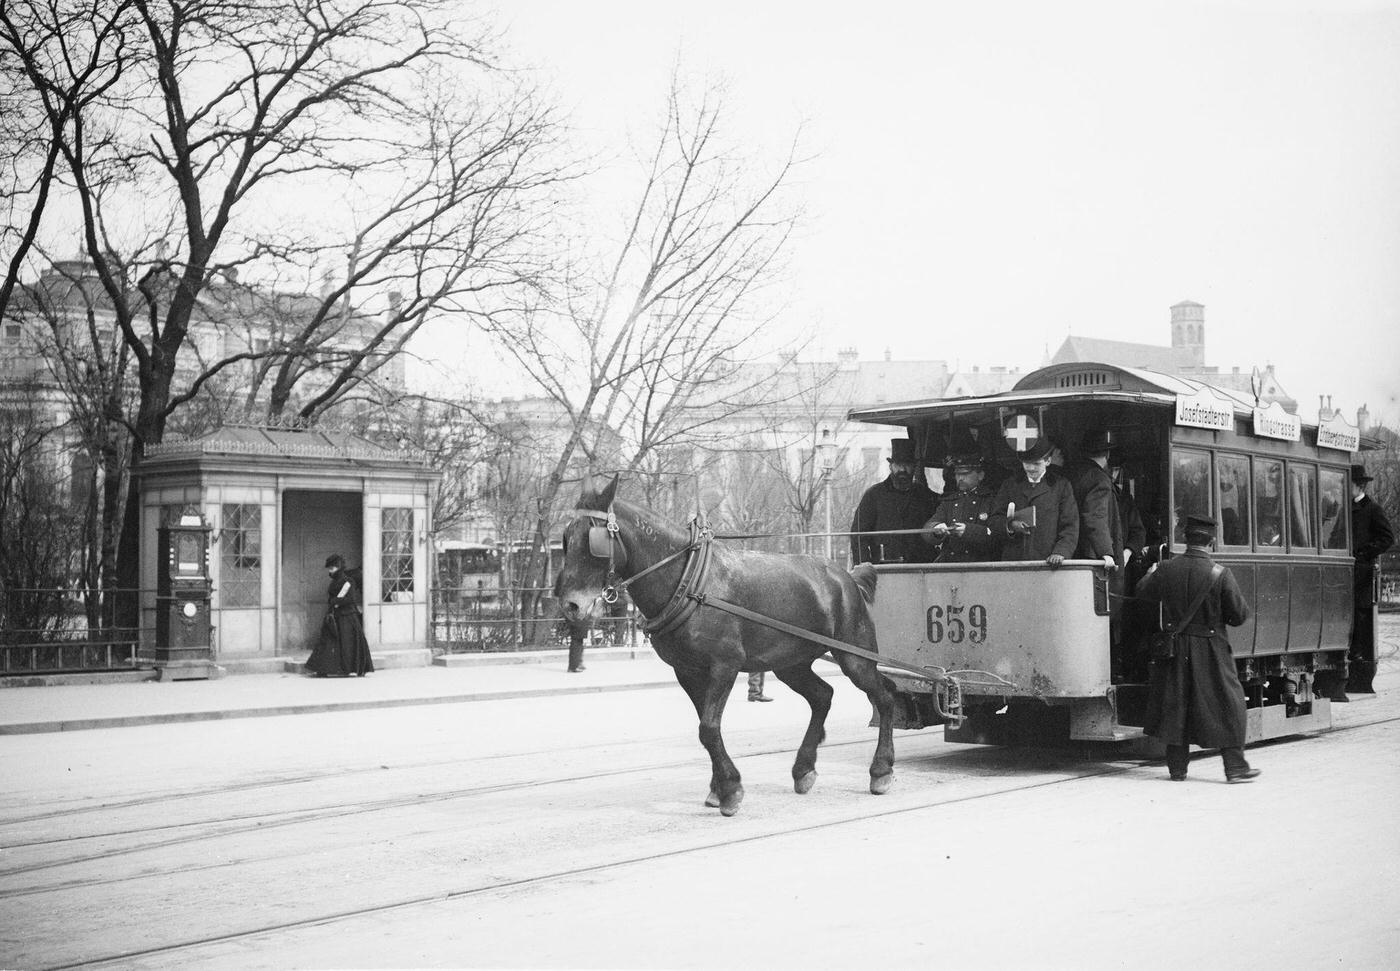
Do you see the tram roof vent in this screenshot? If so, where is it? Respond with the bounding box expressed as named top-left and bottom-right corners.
top-left (1055, 369), bottom-right (1116, 389)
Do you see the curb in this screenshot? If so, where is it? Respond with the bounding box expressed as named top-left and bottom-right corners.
top-left (0, 677), bottom-right (679, 736)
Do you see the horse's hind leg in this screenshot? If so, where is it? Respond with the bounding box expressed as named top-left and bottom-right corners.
top-left (675, 663), bottom-right (744, 814)
top-left (772, 663), bottom-right (833, 795)
top-left (836, 655), bottom-right (898, 794)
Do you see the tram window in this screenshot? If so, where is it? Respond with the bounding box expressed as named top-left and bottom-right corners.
top-left (1217, 454), bottom-right (1251, 547)
top-left (1288, 464), bottom-right (1317, 551)
top-left (1254, 459), bottom-right (1284, 547)
top-left (1321, 467), bottom-right (1349, 550)
top-left (1171, 449), bottom-right (1211, 543)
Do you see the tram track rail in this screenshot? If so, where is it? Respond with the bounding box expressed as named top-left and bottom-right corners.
top-left (14, 709), bottom-right (1400, 971)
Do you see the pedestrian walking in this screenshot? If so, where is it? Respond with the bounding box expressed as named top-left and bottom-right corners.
top-left (305, 553), bottom-right (375, 677)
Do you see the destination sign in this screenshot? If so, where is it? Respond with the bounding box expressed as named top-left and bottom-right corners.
top-left (1252, 402), bottom-right (1301, 442)
top-left (1317, 412), bottom-right (1360, 452)
top-left (1175, 390), bottom-right (1233, 431)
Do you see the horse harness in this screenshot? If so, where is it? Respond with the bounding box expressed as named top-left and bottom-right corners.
top-left (571, 506), bottom-right (966, 725)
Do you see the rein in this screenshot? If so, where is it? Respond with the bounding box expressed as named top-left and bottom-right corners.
top-left (566, 503), bottom-right (965, 725)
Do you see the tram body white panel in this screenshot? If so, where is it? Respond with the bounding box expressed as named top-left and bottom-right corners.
top-left (871, 562), bottom-right (1111, 700)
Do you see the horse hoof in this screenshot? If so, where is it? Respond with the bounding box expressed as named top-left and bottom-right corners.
top-left (870, 773), bottom-right (894, 795)
top-left (704, 790), bottom-right (720, 808)
top-left (794, 770), bottom-right (818, 794)
top-left (719, 786), bottom-right (745, 816)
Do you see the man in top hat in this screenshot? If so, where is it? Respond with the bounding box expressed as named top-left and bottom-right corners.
top-left (1135, 513), bottom-right (1259, 783)
top-left (1338, 463), bottom-right (1394, 697)
top-left (988, 438), bottom-right (1079, 566)
top-left (850, 438), bottom-right (939, 565)
top-left (1064, 429), bottom-right (1123, 571)
top-left (921, 453), bottom-right (998, 562)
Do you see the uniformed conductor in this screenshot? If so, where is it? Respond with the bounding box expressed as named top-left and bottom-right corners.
top-left (921, 454), bottom-right (997, 562)
top-left (1135, 514), bottom-right (1260, 783)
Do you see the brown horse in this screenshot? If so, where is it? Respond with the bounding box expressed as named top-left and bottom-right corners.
top-left (556, 477), bottom-right (898, 817)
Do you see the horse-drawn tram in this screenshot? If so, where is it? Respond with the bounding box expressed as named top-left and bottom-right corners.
top-left (849, 361), bottom-right (1370, 748)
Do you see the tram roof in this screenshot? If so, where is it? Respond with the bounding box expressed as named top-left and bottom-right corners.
top-left (850, 363), bottom-right (1249, 422)
top-left (847, 361), bottom-right (1383, 448)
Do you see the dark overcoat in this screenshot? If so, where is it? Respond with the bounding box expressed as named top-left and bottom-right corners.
top-left (1136, 548), bottom-right (1249, 747)
top-left (306, 568), bottom-right (375, 676)
top-left (850, 477), bottom-right (939, 564)
top-left (1351, 494), bottom-right (1395, 607)
top-left (923, 486), bottom-right (998, 562)
top-left (1065, 458), bottom-right (1123, 564)
top-left (988, 469), bottom-right (1079, 561)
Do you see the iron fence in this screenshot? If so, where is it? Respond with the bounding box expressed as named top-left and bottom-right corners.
top-left (1, 587), bottom-right (148, 674)
top-left (430, 585), bottom-right (637, 654)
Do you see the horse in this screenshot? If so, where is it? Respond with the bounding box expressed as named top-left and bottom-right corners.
top-left (556, 476), bottom-right (898, 817)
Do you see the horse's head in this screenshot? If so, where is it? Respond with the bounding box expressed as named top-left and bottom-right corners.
top-left (557, 474), bottom-right (623, 624)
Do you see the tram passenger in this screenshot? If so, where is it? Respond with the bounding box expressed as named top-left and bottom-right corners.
top-left (921, 454), bottom-right (998, 562)
top-left (1064, 430), bottom-right (1122, 570)
top-left (1136, 515), bottom-right (1259, 783)
top-left (988, 439), bottom-right (1079, 566)
top-left (849, 438), bottom-right (940, 564)
top-left (1113, 464), bottom-right (1147, 564)
top-left (1339, 463), bottom-right (1395, 697)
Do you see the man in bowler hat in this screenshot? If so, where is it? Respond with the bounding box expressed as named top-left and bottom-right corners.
top-left (1064, 429), bottom-right (1123, 570)
top-left (850, 438), bottom-right (939, 564)
top-left (1339, 463), bottom-right (1394, 697)
top-left (1136, 514), bottom-right (1259, 782)
top-left (988, 438), bottom-right (1079, 566)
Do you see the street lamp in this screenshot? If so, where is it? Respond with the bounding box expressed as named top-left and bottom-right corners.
top-left (817, 426), bottom-right (837, 560)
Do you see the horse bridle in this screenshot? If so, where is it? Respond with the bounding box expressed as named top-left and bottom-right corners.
top-left (570, 505), bottom-right (706, 607)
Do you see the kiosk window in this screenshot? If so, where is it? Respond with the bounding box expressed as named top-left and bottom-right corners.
top-left (1254, 459), bottom-right (1284, 547)
top-left (1217, 454), bottom-right (1251, 547)
top-left (1289, 464), bottom-right (1317, 550)
top-left (381, 508), bottom-right (415, 601)
top-left (1172, 450), bottom-right (1211, 543)
top-left (220, 504), bottom-right (262, 607)
top-left (1321, 467), bottom-right (1349, 550)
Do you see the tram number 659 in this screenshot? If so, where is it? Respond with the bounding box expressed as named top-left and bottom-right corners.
top-left (926, 604), bottom-right (988, 644)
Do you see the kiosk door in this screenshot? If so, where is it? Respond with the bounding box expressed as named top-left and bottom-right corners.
top-left (281, 491), bottom-right (362, 652)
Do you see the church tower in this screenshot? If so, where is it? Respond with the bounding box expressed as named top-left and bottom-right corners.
top-left (1170, 300), bottom-right (1206, 367)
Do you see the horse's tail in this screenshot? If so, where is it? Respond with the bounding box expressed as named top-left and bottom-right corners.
top-left (850, 563), bottom-right (878, 605)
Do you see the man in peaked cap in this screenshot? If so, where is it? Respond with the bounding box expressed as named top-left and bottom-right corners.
top-left (921, 454), bottom-right (998, 562)
top-left (1136, 514), bottom-right (1258, 782)
top-left (850, 438), bottom-right (939, 564)
top-left (988, 438), bottom-right (1079, 566)
top-left (1064, 429), bottom-right (1123, 571)
top-left (1337, 463), bottom-right (1394, 697)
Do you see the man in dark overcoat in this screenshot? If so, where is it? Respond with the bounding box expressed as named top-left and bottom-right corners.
top-left (1064, 430), bottom-right (1123, 569)
top-left (1135, 515), bottom-right (1259, 782)
top-left (988, 438), bottom-right (1079, 565)
top-left (849, 438), bottom-right (939, 565)
top-left (921, 454), bottom-right (998, 562)
top-left (1343, 463), bottom-right (1395, 695)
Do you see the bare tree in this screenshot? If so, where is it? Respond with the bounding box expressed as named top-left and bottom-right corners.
top-left (479, 75), bottom-right (810, 618)
top-left (2, 0), bottom-right (567, 601)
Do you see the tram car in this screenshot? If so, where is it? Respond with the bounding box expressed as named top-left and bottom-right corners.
top-left (850, 361), bottom-right (1371, 746)
top-left (435, 542), bottom-right (503, 603)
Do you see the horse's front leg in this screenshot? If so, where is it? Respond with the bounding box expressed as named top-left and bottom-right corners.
top-left (675, 664), bottom-right (742, 813)
top-left (772, 663), bottom-right (833, 794)
top-left (838, 656), bottom-right (898, 794)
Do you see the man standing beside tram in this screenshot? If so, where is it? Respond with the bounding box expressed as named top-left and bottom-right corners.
top-left (849, 438), bottom-right (940, 565)
top-left (921, 453), bottom-right (998, 562)
top-left (1339, 463), bottom-right (1394, 697)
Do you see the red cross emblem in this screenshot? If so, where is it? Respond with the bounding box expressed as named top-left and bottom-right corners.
top-left (1003, 412), bottom-right (1040, 453)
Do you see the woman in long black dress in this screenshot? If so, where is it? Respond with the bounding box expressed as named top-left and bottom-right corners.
top-left (305, 553), bottom-right (375, 677)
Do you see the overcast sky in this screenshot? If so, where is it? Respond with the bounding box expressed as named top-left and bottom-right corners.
top-left (459, 0), bottom-right (1400, 426)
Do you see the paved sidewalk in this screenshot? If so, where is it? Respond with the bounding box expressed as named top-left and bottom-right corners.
top-left (0, 649), bottom-right (681, 736)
